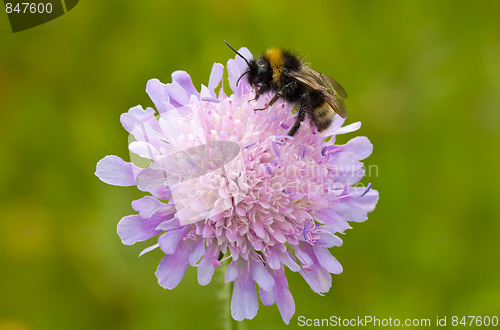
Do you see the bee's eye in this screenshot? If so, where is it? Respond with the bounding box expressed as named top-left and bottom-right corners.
top-left (248, 59), bottom-right (270, 85)
top-left (256, 59), bottom-right (268, 74)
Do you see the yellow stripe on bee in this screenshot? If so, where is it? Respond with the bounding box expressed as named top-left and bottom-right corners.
top-left (265, 48), bottom-right (284, 84)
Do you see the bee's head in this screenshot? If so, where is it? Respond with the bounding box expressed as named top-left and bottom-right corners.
top-left (224, 41), bottom-right (272, 87)
top-left (246, 58), bottom-right (272, 86)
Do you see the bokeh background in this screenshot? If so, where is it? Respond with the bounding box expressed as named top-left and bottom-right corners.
top-left (1, 0), bottom-right (500, 329)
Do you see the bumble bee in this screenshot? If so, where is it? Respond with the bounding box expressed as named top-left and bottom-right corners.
top-left (225, 41), bottom-right (347, 136)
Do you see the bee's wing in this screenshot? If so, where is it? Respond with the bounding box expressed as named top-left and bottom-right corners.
top-left (291, 66), bottom-right (348, 118)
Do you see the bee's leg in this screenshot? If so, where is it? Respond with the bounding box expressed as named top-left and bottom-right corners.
top-left (254, 92), bottom-right (281, 112)
top-left (249, 84), bottom-right (268, 102)
top-left (248, 91), bottom-right (260, 102)
top-left (288, 96), bottom-right (308, 136)
top-left (254, 81), bottom-right (296, 111)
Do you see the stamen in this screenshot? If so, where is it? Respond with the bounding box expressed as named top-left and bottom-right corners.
top-left (252, 253), bottom-right (265, 264)
top-left (296, 252), bottom-right (307, 266)
top-left (201, 97), bottom-right (220, 103)
top-left (300, 145), bottom-right (306, 159)
top-left (184, 229), bottom-right (198, 240)
top-left (272, 142), bottom-right (281, 158)
top-left (334, 185), bottom-right (372, 200)
top-left (275, 134), bottom-right (294, 142)
top-left (265, 163), bottom-right (273, 176)
top-left (244, 142), bottom-right (257, 149)
top-left (260, 112), bottom-right (277, 121)
top-left (270, 159), bottom-right (281, 166)
top-left (302, 220), bottom-right (310, 241)
top-left (272, 137), bottom-right (285, 145)
top-left (219, 254), bottom-right (232, 263)
top-left (359, 183), bottom-right (372, 197)
top-left (185, 156), bottom-right (201, 170)
top-left (321, 146), bottom-right (340, 159)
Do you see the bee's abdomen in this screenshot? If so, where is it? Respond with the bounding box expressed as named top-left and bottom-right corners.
top-left (311, 101), bottom-right (335, 132)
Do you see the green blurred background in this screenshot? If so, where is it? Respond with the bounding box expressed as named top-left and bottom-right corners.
top-left (1, 0), bottom-right (499, 329)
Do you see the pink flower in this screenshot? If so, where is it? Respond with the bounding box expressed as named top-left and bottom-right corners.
top-left (95, 47), bottom-right (379, 324)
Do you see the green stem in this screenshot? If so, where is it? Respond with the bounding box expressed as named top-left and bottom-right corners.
top-left (217, 260), bottom-right (238, 330)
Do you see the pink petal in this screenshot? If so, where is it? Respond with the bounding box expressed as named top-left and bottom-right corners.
top-left (156, 238), bottom-right (196, 289)
top-left (117, 213), bottom-right (164, 245)
top-left (265, 248), bottom-right (281, 270)
top-left (120, 105), bottom-right (158, 135)
top-left (146, 79), bottom-right (172, 113)
top-left (342, 136), bottom-right (373, 160)
top-left (208, 63), bottom-right (224, 92)
top-left (250, 257), bottom-right (274, 291)
top-left (271, 268), bottom-right (295, 324)
top-left (335, 121), bottom-right (361, 135)
top-left (231, 262), bottom-right (258, 321)
top-left (158, 227), bottom-right (189, 255)
top-left (278, 250), bottom-right (301, 272)
top-left (129, 141), bottom-right (159, 160)
top-left (132, 196), bottom-right (164, 219)
top-left (259, 287), bottom-right (275, 306)
top-left (316, 232), bottom-right (343, 248)
top-left (197, 241), bottom-right (219, 285)
top-left (189, 239), bottom-right (205, 266)
top-left (135, 167), bottom-right (170, 200)
top-left (165, 79), bottom-right (190, 106)
top-left (95, 155), bottom-right (136, 186)
top-left (139, 243), bottom-right (159, 257)
top-left (313, 245), bottom-right (343, 274)
top-left (297, 244), bottom-right (332, 294)
top-left (155, 217), bottom-right (180, 231)
top-left (227, 47), bottom-right (253, 97)
top-left (172, 71), bottom-right (199, 98)
top-left (345, 189), bottom-right (380, 214)
top-left (320, 115), bottom-right (346, 137)
top-left (328, 152), bottom-right (364, 185)
top-left (311, 208), bottom-right (352, 233)
top-left (224, 260), bottom-right (239, 283)
top-left (334, 203), bottom-right (368, 223)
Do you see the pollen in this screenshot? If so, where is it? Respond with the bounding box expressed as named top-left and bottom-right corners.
top-left (265, 48), bottom-right (284, 83)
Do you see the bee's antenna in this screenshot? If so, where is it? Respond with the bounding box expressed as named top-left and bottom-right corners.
top-left (236, 70), bottom-right (250, 86)
top-left (224, 40), bottom-right (251, 66)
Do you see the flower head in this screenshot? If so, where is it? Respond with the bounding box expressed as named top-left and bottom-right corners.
top-left (95, 47), bottom-right (379, 324)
